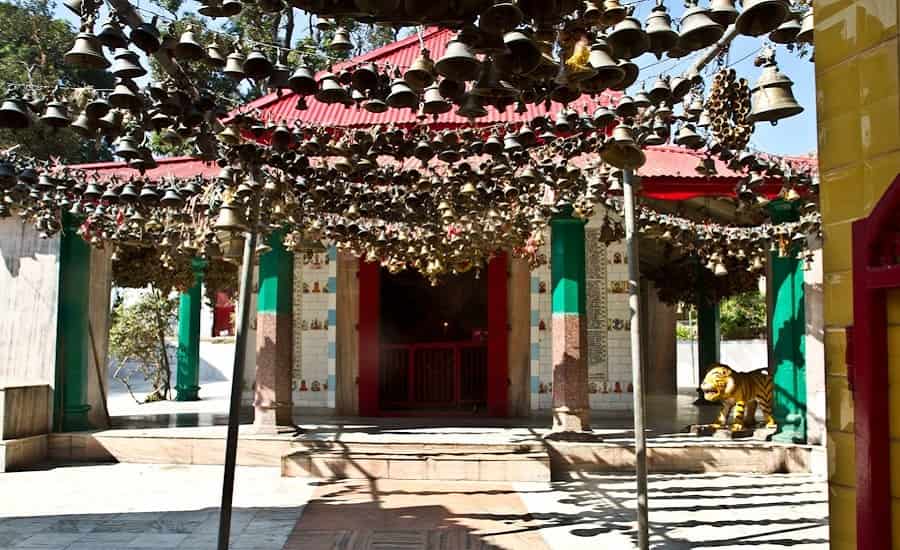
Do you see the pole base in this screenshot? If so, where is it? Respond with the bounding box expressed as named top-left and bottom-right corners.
top-left (175, 385), bottom-right (201, 401)
top-left (61, 404), bottom-right (93, 432)
top-left (771, 427), bottom-right (807, 444)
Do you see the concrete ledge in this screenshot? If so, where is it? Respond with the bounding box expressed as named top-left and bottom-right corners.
top-left (0, 434), bottom-right (48, 472)
top-left (281, 451), bottom-right (552, 482)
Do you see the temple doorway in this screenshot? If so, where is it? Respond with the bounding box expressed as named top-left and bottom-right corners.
top-left (377, 268), bottom-right (489, 413)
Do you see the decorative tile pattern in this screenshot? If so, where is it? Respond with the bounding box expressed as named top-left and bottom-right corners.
top-left (292, 248), bottom-right (336, 409)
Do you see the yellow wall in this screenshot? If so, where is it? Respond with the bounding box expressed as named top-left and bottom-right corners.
top-left (816, 0), bottom-right (900, 548)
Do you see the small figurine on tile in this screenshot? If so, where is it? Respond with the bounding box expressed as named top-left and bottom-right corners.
top-left (613, 252), bottom-right (623, 264)
top-left (299, 380), bottom-right (308, 391)
top-left (302, 282), bottom-right (310, 293)
top-left (627, 382), bottom-right (634, 392)
top-left (601, 381), bottom-right (609, 393)
top-left (301, 320), bottom-right (308, 330)
top-left (589, 382), bottom-right (598, 394)
top-left (614, 381), bottom-right (622, 393)
top-left (312, 281), bottom-right (320, 293)
top-left (538, 281), bottom-right (547, 293)
top-left (538, 382), bottom-right (547, 394)
top-left (311, 319), bottom-right (320, 330)
top-left (311, 380), bottom-right (321, 391)
top-left (322, 282), bottom-right (329, 293)
top-left (323, 319), bottom-right (329, 330)
top-left (323, 381), bottom-right (328, 390)
top-left (538, 319), bottom-right (546, 331)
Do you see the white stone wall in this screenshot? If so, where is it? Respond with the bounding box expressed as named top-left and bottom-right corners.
top-left (291, 246), bottom-right (336, 410)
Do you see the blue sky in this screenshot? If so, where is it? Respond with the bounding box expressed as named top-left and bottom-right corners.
top-left (52, 0), bottom-right (817, 156)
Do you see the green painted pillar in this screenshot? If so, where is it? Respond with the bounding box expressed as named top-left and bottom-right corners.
top-left (768, 200), bottom-right (807, 443)
top-left (54, 213), bottom-right (92, 432)
top-left (176, 258), bottom-right (206, 401)
top-left (253, 230), bottom-right (294, 431)
top-left (695, 298), bottom-right (720, 404)
top-left (550, 215), bottom-right (590, 432)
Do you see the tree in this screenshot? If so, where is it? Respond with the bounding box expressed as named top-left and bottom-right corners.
top-left (719, 291), bottom-right (767, 339)
top-left (108, 288), bottom-right (178, 403)
top-left (0, 0), bottom-right (114, 162)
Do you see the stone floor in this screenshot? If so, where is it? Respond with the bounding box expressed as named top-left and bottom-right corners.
top-left (0, 463), bottom-right (828, 549)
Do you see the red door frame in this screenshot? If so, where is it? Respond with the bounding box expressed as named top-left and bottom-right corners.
top-left (357, 254), bottom-right (509, 417)
top-left (848, 173), bottom-right (900, 549)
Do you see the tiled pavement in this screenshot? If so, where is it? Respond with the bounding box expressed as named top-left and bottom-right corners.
top-left (0, 463), bottom-right (828, 549)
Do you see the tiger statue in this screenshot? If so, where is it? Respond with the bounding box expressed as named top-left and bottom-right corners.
top-left (700, 364), bottom-right (776, 432)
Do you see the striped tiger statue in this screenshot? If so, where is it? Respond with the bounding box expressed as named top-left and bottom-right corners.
top-left (700, 364), bottom-right (776, 432)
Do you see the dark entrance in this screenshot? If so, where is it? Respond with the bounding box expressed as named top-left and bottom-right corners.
top-left (378, 268), bottom-right (488, 412)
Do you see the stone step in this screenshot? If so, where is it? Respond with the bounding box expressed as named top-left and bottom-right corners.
top-left (281, 450), bottom-right (551, 482)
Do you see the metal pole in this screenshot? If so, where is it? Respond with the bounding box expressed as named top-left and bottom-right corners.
top-left (683, 25), bottom-right (739, 81)
top-left (623, 168), bottom-right (649, 550)
top-left (217, 203), bottom-right (259, 550)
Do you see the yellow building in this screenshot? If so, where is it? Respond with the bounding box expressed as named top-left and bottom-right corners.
top-left (817, 0), bottom-right (900, 547)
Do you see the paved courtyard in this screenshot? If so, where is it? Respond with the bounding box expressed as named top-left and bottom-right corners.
top-left (0, 463), bottom-right (828, 549)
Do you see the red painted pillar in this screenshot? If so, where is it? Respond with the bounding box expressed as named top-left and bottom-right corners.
top-left (487, 253), bottom-right (508, 417)
top-left (358, 260), bottom-right (380, 416)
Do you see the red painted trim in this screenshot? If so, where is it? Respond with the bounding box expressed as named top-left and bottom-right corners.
top-left (850, 173), bottom-right (900, 549)
top-left (358, 260), bottom-right (381, 417)
top-left (487, 252), bottom-right (509, 417)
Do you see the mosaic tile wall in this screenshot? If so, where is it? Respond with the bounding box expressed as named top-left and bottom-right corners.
top-left (291, 246), bottom-right (337, 409)
top-left (529, 212), bottom-right (634, 412)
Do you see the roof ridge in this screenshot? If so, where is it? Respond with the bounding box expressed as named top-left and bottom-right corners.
top-left (236, 26), bottom-right (451, 115)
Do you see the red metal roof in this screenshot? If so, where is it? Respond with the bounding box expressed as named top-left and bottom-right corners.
top-left (234, 26), bottom-right (618, 128)
top-left (71, 156), bottom-right (220, 179)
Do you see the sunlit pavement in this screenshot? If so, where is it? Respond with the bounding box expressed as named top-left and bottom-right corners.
top-left (0, 464), bottom-right (827, 549)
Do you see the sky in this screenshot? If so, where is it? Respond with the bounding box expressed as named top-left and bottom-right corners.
top-left (52, 0), bottom-right (818, 157)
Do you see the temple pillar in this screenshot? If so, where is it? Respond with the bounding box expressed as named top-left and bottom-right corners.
top-left (695, 297), bottom-right (720, 404)
top-left (550, 215), bottom-right (590, 432)
top-left (175, 258), bottom-right (205, 401)
top-left (253, 230), bottom-right (294, 431)
top-left (54, 214), bottom-right (92, 432)
top-left (768, 200), bottom-right (807, 443)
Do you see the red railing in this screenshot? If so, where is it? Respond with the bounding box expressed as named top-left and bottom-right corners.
top-left (379, 342), bottom-right (488, 409)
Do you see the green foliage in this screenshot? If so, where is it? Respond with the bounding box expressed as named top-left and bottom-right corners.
top-left (109, 288), bottom-right (178, 402)
top-left (719, 291), bottom-right (767, 339)
top-left (676, 323), bottom-right (696, 340)
top-left (0, 0), bottom-right (114, 162)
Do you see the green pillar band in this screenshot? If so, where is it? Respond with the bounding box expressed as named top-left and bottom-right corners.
top-left (257, 230), bottom-right (293, 314)
top-left (54, 213), bottom-right (92, 432)
top-left (768, 200), bottom-right (807, 443)
top-left (176, 258), bottom-right (206, 401)
top-left (550, 216), bottom-right (587, 316)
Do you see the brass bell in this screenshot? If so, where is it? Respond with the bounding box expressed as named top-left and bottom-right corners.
top-left (674, 123), bottom-right (704, 149)
top-left (363, 97), bottom-right (388, 113)
top-left (633, 88), bottom-right (651, 109)
top-left (351, 62), bottom-right (379, 91)
top-left (97, 20), bottom-right (128, 51)
top-left (268, 59), bottom-right (291, 90)
top-left (749, 52), bottom-right (803, 124)
top-left (243, 50), bottom-right (273, 81)
top-left (607, 15), bottom-right (650, 60)
top-left (610, 60), bottom-right (638, 91)
top-left (614, 95), bottom-right (637, 118)
top-left (709, 0), bottom-right (739, 26)
top-left (223, 51), bottom-right (246, 80)
top-left (603, 123), bottom-right (646, 169)
top-left (769, 11), bottom-right (801, 43)
top-left (456, 93), bottom-right (488, 119)
top-left (438, 78), bottom-right (465, 102)
top-left (0, 98), bottom-right (32, 129)
top-left (112, 49), bottom-right (146, 79)
top-left (796, 6), bottom-right (814, 44)
top-left (422, 84), bottom-right (451, 115)
top-left (646, 2), bottom-right (679, 59)
top-left (329, 27), bottom-right (354, 54)
top-left (206, 43), bottom-right (227, 68)
top-left (40, 101), bottom-right (70, 128)
top-left (499, 30), bottom-right (541, 75)
top-left (316, 72), bottom-right (349, 104)
top-left (435, 37), bottom-right (480, 82)
top-left (470, 61), bottom-right (519, 99)
top-left (735, 0), bottom-right (789, 37)
top-left (130, 16), bottom-right (161, 54)
top-left (581, 39), bottom-right (625, 93)
top-left (480, 1), bottom-right (523, 34)
top-left (669, 75), bottom-right (691, 100)
top-left (289, 59), bottom-right (317, 95)
top-left (679, 1), bottom-right (724, 52)
top-left (85, 97), bottom-right (110, 120)
top-left (65, 32), bottom-right (110, 70)
top-left (583, 0), bottom-right (603, 23)
top-left (160, 188), bottom-right (183, 208)
top-left (63, 0), bottom-right (82, 16)
top-left (258, 0), bottom-right (284, 13)
top-left (601, 0), bottom-right (627, 26)
top-left (175, 29), bottom-right (206, 61)
top-left (114, 136), bottom-right (141, 160)
top-left (109, 79), bottom-right (142, 111)
top-left (214, 201), bottom-right (249, 233)
top-left (649, 76), bottom-right (671, 104)
top-left (386, 78), bottom-right (417, 109)
top-left (70, 112), bottom-right (96, 138)
top-left (593, 106), bottom-right (615, 127)
top-left (404, 49), bottom-right (435, 91)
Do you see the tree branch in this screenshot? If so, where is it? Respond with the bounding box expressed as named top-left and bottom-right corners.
top-left (283, 8), bottom-right (294, 50)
